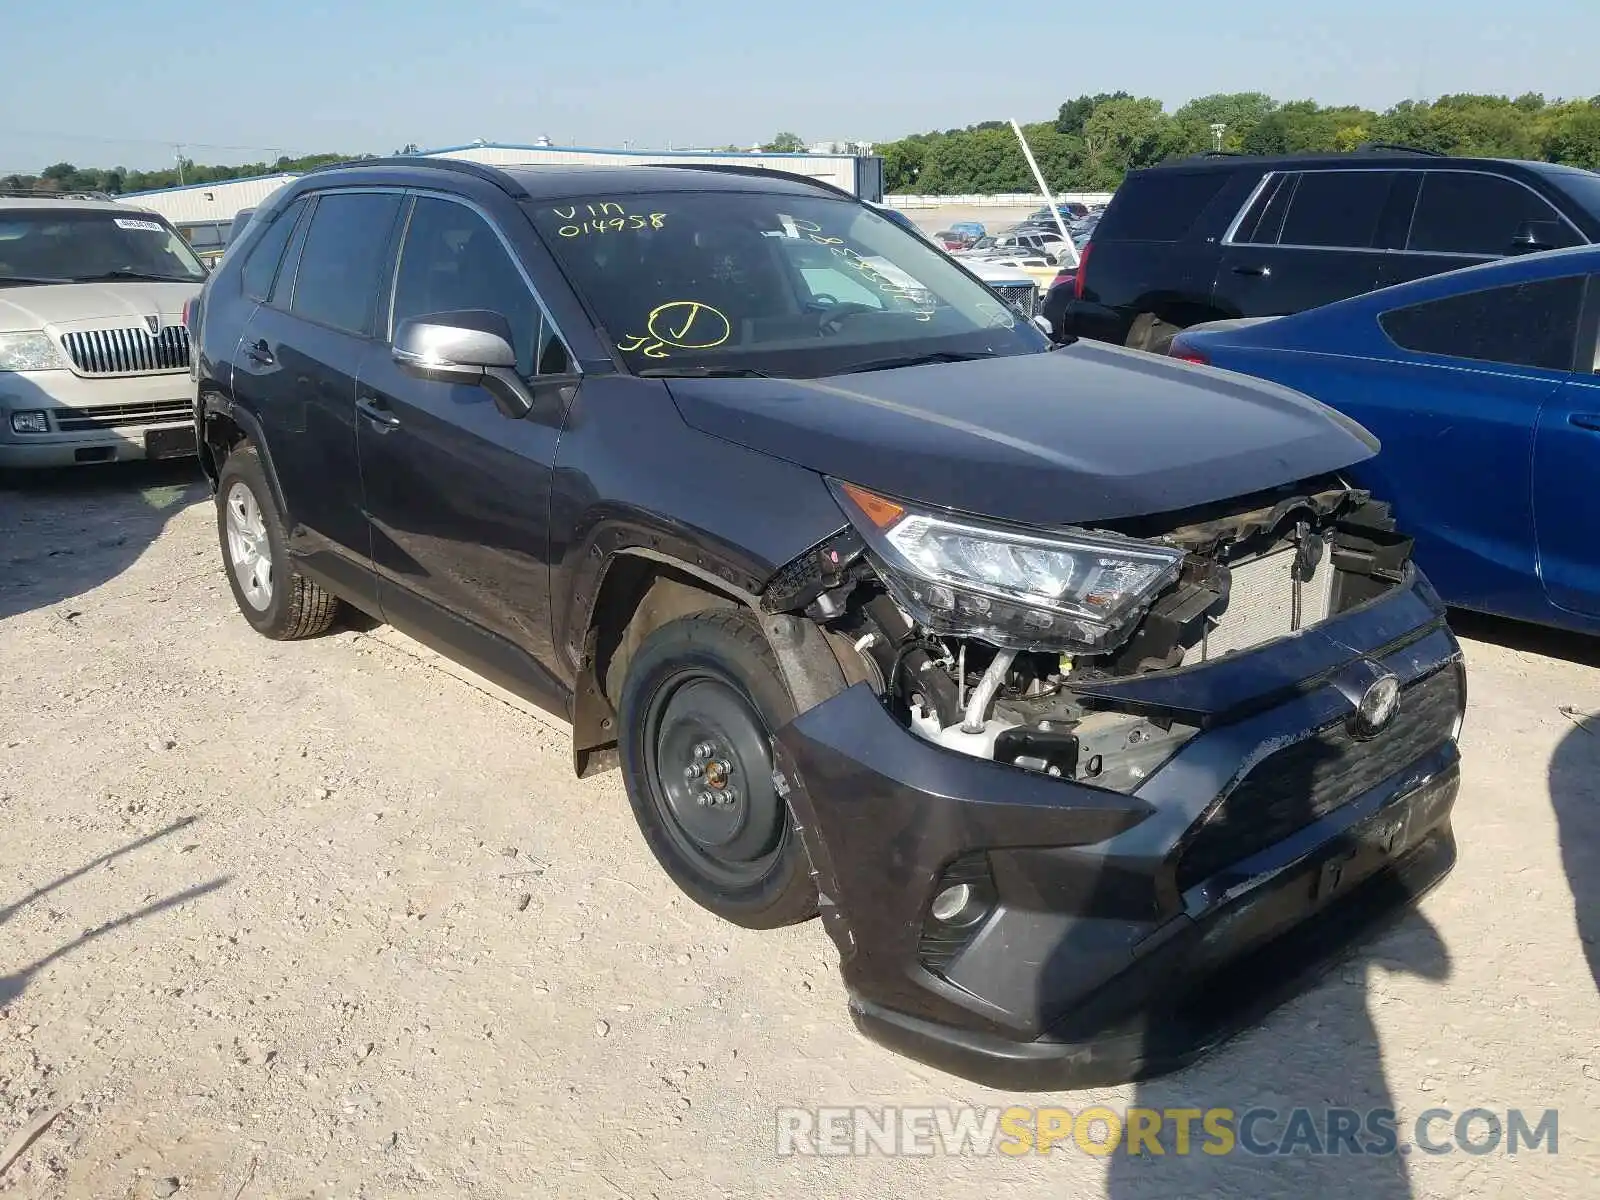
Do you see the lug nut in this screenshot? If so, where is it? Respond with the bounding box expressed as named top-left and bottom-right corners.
top-left (696, 791), bottom-right (714, 807)
top-left (684, 764), bottom-right (703, 781)
top-left (722, 787), bottom-right (739, 805)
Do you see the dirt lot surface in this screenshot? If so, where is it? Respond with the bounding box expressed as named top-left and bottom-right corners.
top-left (1, 461), bottom-right (1597, 1199)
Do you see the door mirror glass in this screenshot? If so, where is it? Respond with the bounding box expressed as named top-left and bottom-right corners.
top-left (393, 309), bottom-right (518, 378)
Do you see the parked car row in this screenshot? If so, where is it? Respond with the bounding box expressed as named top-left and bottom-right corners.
top-left (181, 156), bottom-right (1466, 1088)
top-left (1045, 143), bottom-right (1600, 638)
top-left (0, 192), bottom-right (206, 469)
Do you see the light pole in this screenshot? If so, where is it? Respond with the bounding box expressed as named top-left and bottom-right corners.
top-left (1210, 123), bottom-right (1227, 152)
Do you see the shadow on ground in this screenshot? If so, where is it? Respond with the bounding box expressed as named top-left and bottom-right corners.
top-left (0, 816), bottom-right (229, 1007)
top-left (0, 459), bottom-right (207, 622)
top-left (1447, 608), bottom-right (1600, 669)
top-left (1105, 908), bottom-right (1449, 1197)
top-left (1548, 714), bottom-right (1600, 1000)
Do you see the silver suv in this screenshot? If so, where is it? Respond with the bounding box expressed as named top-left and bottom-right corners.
top-left (0, 193), bottom-right (206, 469)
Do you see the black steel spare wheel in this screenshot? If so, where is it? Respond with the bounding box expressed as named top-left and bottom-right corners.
top-left (649, 676), bottom-right (783, 884)
top-left (618, 609), bottom-right (818, 928)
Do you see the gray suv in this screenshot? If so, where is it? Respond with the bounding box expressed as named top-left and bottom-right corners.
top-left (0, 193), bottom-right (207, 470)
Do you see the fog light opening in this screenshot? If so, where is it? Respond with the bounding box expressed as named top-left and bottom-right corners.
top-left (10, 411), bottom-right (49, 434)
top-left (929, 882), bottom-right (986, 927)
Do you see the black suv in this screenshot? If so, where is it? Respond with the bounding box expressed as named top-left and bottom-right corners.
top-left (190, 157), bottom-right (1465, 1087)
top-left (1047, 147), bottom-right (1600, 351)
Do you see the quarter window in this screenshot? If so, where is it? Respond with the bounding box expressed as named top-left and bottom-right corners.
top-left (1379, 275), bottom-right (1587, 372)
top-left (1097, 171), bottom-right (1229, 241)
top-left (391, 196), bottom-right (572, 377)
top-left (1276, 171), bottom-right (1395, 249)
top-left (1407, 173), bottom-right (1579, 257)
top-left (289, 191), bottom-right (404, 336)
top-left (239, 199), bottom-right (305, 301)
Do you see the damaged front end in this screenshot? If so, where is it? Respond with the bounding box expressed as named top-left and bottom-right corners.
top-left (760, 473), bottom-right (1463, 1088)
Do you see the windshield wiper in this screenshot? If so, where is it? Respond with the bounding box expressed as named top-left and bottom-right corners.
top-left (636, 365), bottom-right (772, 379)
top-left (0, 275), bottom-right (73, 286)
top-left (838, 350), bottom-right (998, 374)
top-left (71, 270), bottom-right (197, 283)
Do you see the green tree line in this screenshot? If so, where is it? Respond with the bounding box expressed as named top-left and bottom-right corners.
top-left (0, 152), bottom-right (368, 196)
top-left (6, 94), bottom-right (1600, 198)
top-left (878, 91), bottom-right (1600, 194)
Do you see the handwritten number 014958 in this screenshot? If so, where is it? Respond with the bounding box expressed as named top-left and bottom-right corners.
top-left (554, 203), bottom-right (667, 238)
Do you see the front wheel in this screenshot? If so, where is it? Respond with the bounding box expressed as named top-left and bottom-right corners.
top-left (617, 609), bottom-right (817, 929)
top-left (215, 445), bottom-right (341, 640)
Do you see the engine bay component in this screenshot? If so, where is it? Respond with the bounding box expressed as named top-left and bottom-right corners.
top-left (762, 474), bottom-right (1416, 794)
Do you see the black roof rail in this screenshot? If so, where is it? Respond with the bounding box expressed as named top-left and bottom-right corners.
top-left (650, 161), bottom-right (858, 200)
top-left (1353, 141), bottom-right (1445, 157)
top-left (300, 155), bottom-right (529, 199)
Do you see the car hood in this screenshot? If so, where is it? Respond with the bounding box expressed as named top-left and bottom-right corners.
top-left (0, 281), bottom-right (200, 332)
top-left (665, 341), bottom-right (1379, 527)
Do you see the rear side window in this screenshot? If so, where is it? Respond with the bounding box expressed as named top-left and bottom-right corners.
top-left (240, 199), bottom-right (304, 301)
top-left (1408, 172), bottom-right (1580, 256)
top-left (1096, 171), bottom-right (1230, 241)
top-left (289, 191), bottom-right (404, 336)
top-left (1277, 171), bottom-right (1394, 249)
top-left (1233, 174), bottom-right (1293, 244)
top-left (1379, 275), bottom-right (1586, 371)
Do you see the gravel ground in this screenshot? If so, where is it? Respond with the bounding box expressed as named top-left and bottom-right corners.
top-left (1, 460), bottom-right (1597, 1199)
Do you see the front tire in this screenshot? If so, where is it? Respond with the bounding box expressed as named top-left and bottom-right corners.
top-left (215, 445), bottom-right (340, 640)
top-left (617, 609), bottom-right (817, 929)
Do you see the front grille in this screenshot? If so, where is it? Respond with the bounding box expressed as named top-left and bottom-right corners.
top-left (61, 325), bottom-right (191, 376)
top-left (1175, 665), bottom-right (1462, 892)
top-left (992, 283), bottom-right (1039, 319)
top-left (51, 399), bottom-right (191, 432)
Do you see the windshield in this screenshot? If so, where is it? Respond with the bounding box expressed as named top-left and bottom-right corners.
top-left (0, 209), bottom-right (207, 284)
top-left (529, 190), bottom-right (1046, 377)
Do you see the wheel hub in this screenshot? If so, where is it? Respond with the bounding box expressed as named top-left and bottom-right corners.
top-left (224, 481), bottom-right (273, 612)
top-left (647, 676), bottom-right (784, 886)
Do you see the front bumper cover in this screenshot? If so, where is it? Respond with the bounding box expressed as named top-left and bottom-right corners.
top-left (772, 567), bottom-right (1464, 1089)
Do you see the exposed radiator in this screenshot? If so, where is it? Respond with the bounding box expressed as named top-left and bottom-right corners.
top-left (1184, 542), bottom-right (1335, 664)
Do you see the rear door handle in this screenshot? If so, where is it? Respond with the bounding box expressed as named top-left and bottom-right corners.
top-left (1569, 413), bottom-right (1600, 432)
top-left (357, 396), bottom-right (401, 430)
top-left (245, 339), bottom-right (273, 366)
top-left (1231, 264), bottom-right (1271, 277)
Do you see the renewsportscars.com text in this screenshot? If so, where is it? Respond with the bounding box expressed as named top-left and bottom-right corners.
top-left (775, 1105), bottom-right (1559, 1158)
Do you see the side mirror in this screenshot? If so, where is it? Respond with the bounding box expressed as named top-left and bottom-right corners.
top-left (1510, 220), bottom-right (1563, 254)
top-left (393, 309), bottom-right (532, 418)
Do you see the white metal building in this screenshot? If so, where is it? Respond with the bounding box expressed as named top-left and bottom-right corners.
top-left (117, 172), bottom-right (297, 225)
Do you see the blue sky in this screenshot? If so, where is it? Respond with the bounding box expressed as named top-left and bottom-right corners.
top-left (3, 0), bottom-right (1596, 173)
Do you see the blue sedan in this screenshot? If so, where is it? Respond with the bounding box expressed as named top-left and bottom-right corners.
top-left (1169, 245), bottom-right (1600, 634)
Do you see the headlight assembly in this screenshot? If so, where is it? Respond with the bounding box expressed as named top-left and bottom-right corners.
top-left (830, 479), bottom-right (1184, 654)
top-left (0, 331), bottom-right (66, 373)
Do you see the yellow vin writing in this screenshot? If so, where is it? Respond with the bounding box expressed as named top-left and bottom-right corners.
top-left (616, 301), bottom-right (733, 359)
top-left (554, 202), bottom-right (667, 237)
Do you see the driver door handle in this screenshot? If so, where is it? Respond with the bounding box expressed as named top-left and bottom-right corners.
top-left (1231, 264), bottom-right (1271, 277)
top-left (1569, 413), bottom-right (1600, 433)
top-left (244, 338), bottom-right (274, 366)
top-left (357, 396), bottom-right (400, 430)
